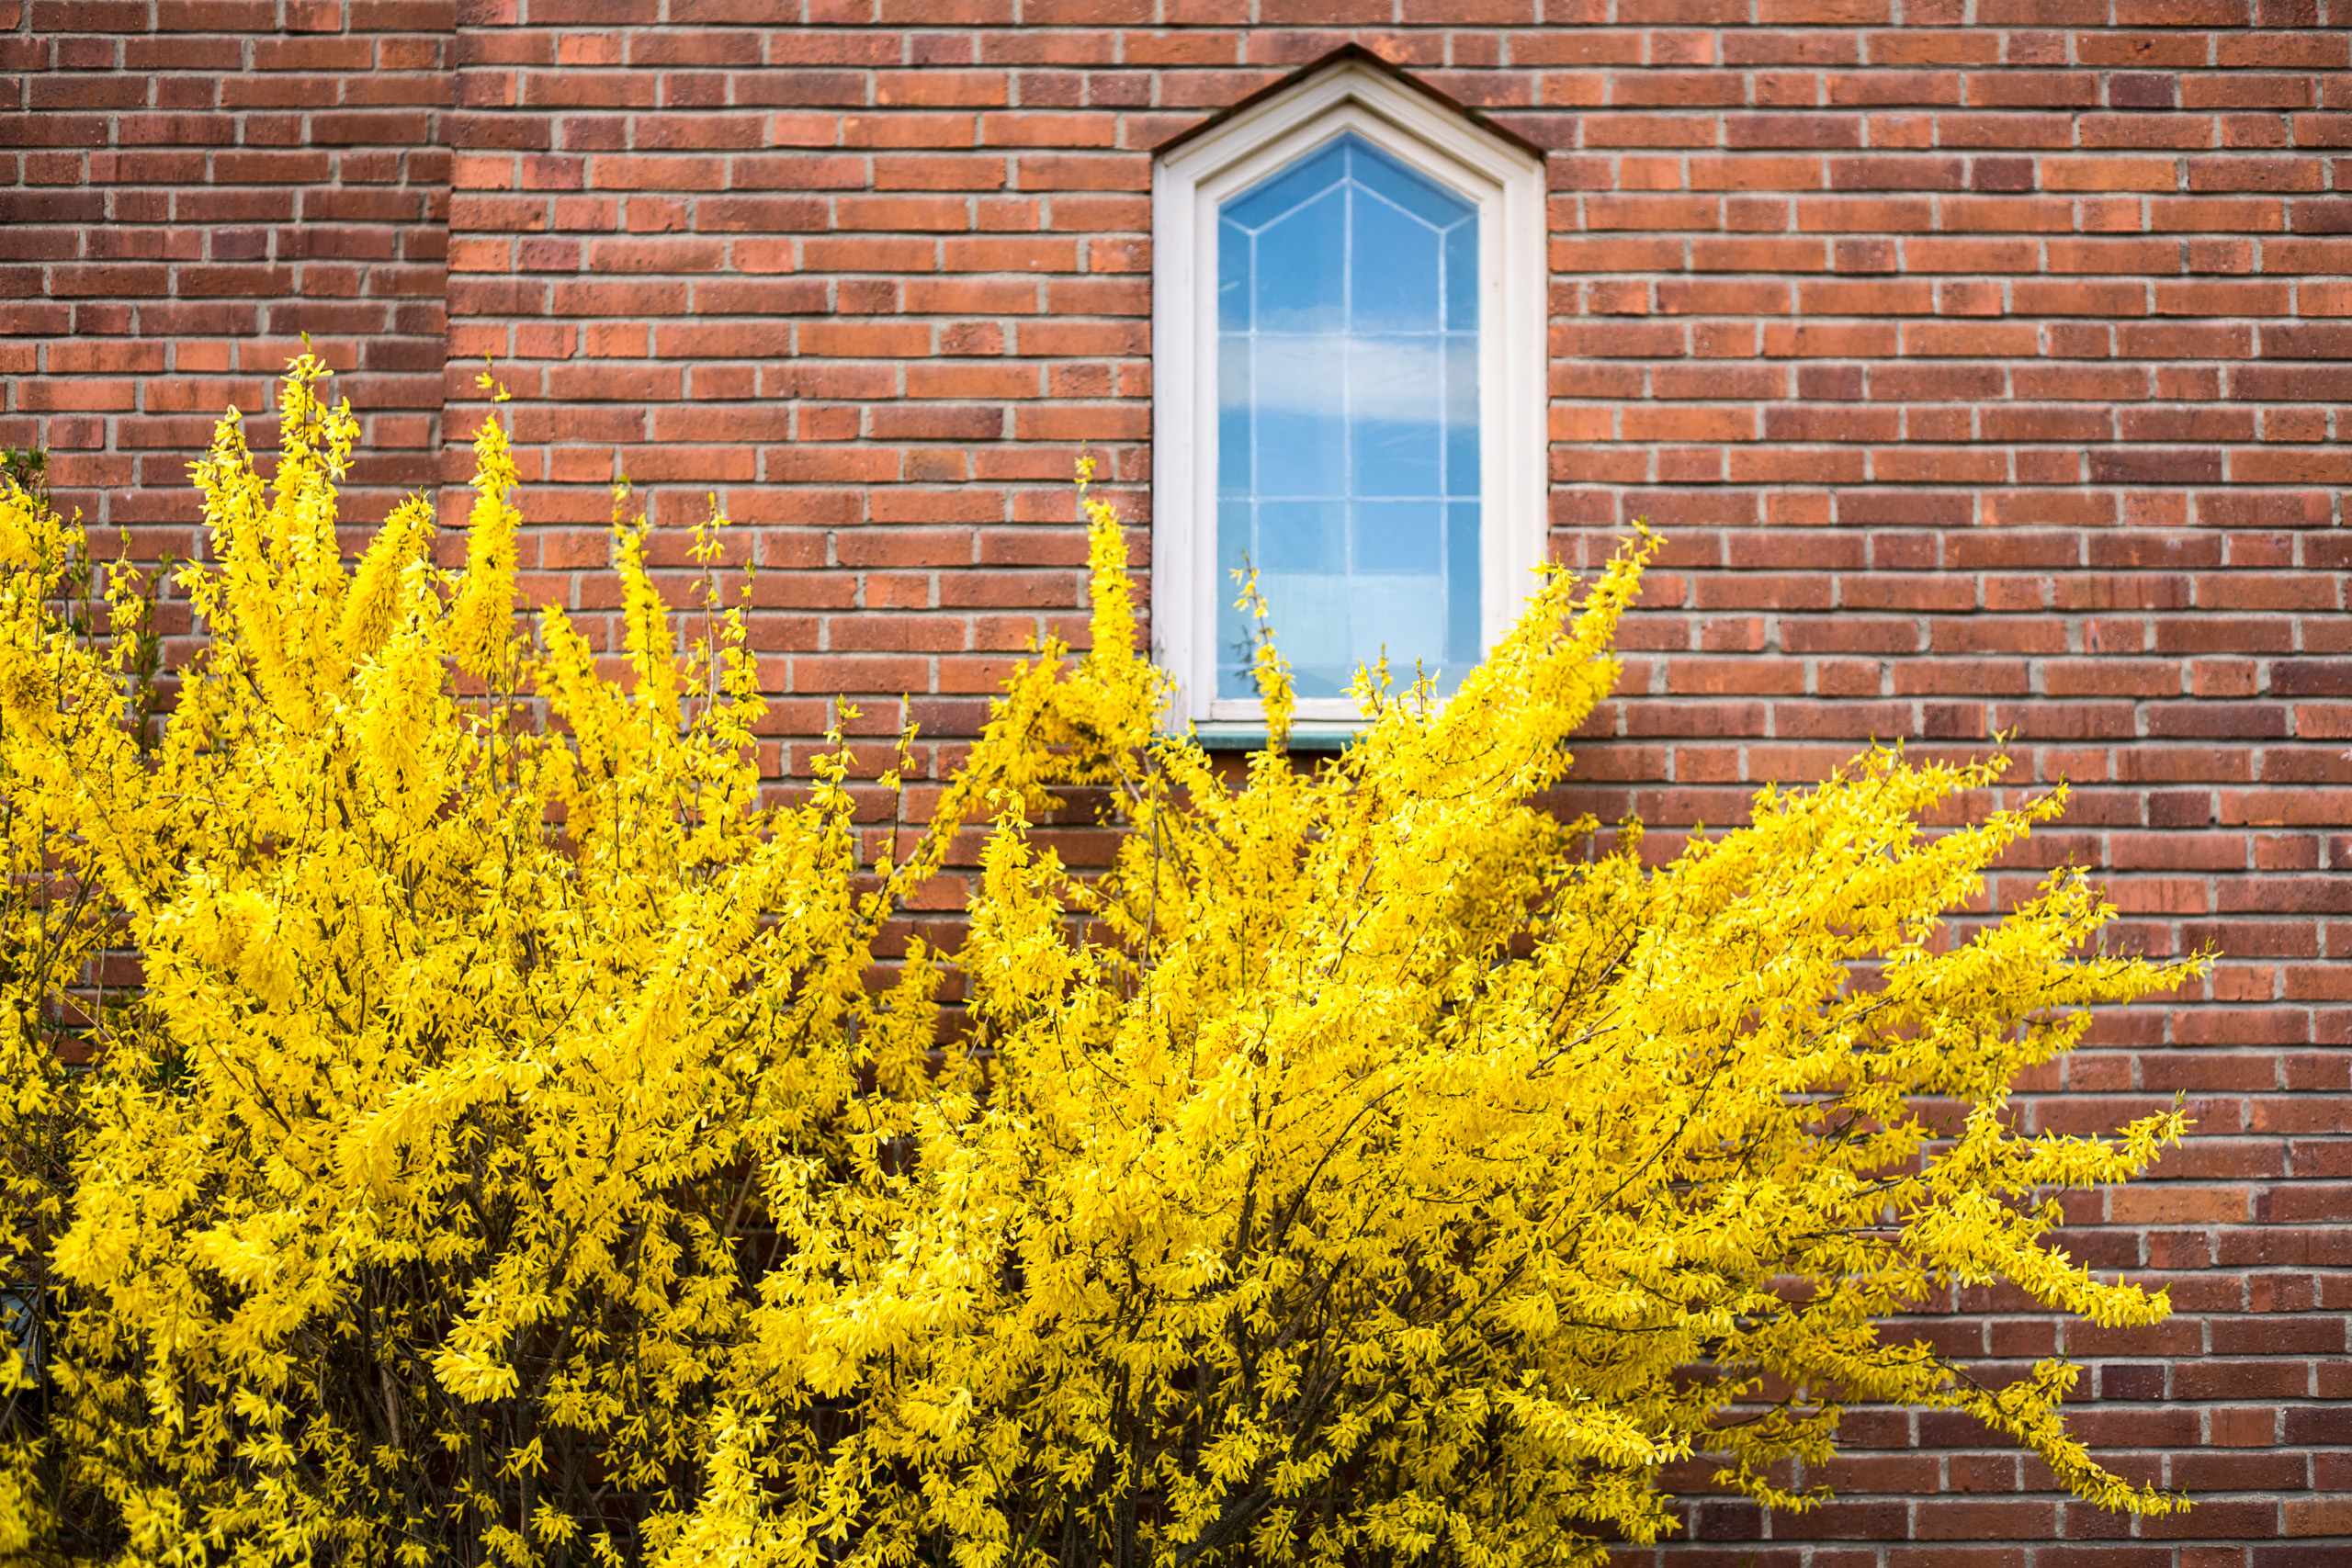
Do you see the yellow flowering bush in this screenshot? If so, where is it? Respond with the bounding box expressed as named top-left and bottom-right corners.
top-left (0, 360), bottom-right (2197, 1568)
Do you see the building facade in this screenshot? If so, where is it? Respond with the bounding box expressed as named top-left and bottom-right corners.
top-left (5, 1), bottom-right (2350, 1562)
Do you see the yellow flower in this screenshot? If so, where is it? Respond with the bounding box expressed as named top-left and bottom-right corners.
top-left (0, 360), bottom-right (2201, 1568)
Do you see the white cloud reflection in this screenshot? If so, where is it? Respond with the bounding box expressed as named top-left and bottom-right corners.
top-left (1223, 335), bottom-right (1476, 429)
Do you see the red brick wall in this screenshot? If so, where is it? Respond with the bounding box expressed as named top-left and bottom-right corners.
top-left (443, 0), bottom-right (1164, 756)
top-left (11, 4), bottom-right (2352, 1564)
top-left (1, 0), bottom-right (452, 551)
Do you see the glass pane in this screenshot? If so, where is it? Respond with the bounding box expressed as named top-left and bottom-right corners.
top-left (1443, 222), bottom-right (1477, 333)
top-left (1263, 570), bottom-right (1351, 696)
top-left (1253, 336), bottom-right (1345, 498)
top-left (1447, 502), bottom-right (1481, 671)
top-left (1220, 138), bottom-right (1346, 229)
top-left (1217, 336), bottom-right (1251, 496)
top-left (1215, 130), bottom-right (1482, 700)
top-left (1350, 574), bottom-right (1445, 683)
top-left (1443, 336), bottom-right (1479, 498)
top-left (1355, 499), bottom-right (1442, 576)
top-left (1352, 136), bottom-right (1476, 229)
top-left (1350, 189), bottom-right (1443, 334)
top-left (1262, 499), bottom-right (1345, 574)
top-left (1253, 186), bottom-right (1345, 333)
top-left (1350, 334), bottom-right (1442, 499)
top-left (1216, 499), bottom-right (1255, 699)
top-left (1217, 217), bottom-right (1250, 333)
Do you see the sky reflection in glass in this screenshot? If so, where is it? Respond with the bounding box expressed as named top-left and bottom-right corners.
top-left (1216, 131), bottom-right (1480, 701)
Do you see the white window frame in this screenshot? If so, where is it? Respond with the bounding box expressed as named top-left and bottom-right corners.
top-left (1151, 56), bottom-right (1548, 728)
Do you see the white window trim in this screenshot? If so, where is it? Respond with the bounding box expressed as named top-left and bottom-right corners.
top-left (1151, 56), bottom-right (1548, 729)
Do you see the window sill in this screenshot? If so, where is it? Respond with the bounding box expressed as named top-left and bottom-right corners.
top-left (1179, 720), bottom-right (1364, 751)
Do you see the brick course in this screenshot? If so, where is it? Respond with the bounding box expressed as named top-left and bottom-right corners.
top-left (0, 0), bottom-right (452, 557)
top-left (6, 4), bottom-right (2351, 1565)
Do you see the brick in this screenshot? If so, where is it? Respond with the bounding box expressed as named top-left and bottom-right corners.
top-left (2042, 156), bottom-right (2183, 191)
top-left (21, 37), bottom-right (2352, 1568)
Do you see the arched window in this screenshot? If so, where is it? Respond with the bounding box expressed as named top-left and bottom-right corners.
top-left (1153, 52), bottom-right (1546, 732)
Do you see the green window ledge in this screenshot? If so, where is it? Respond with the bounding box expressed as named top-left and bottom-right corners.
top-left (1178, 721), bottom-right (1364, 752)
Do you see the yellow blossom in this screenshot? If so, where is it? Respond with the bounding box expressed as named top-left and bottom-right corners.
top-left (0, 361), bottom-right (2201, 1568)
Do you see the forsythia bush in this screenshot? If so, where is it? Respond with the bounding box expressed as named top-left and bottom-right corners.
top-left (0, 360), bottom-right (2197, 1568)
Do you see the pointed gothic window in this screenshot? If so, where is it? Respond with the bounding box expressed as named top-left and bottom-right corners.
top-left (1154, 54), bottom-right (1546, 731)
